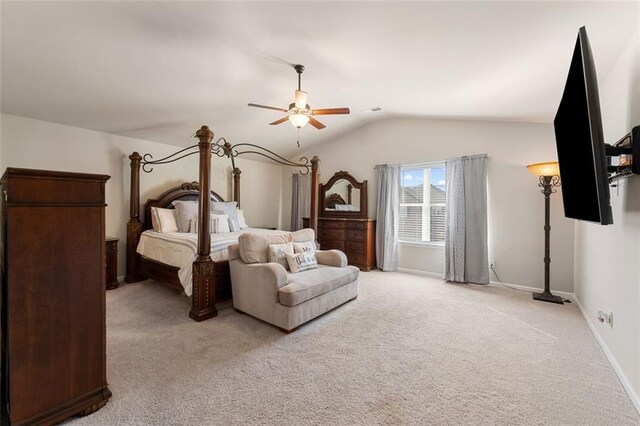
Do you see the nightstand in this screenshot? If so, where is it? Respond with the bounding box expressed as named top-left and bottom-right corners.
top-left (106, 237), bottom-right (119, 290)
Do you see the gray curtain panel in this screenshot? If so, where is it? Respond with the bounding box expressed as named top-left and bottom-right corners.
top-left (374, 164), bottom-right (400, 271)
top-left (444, 155), bottom-right (489, 284)
top-left (290, 173), bottom-right (311, 231)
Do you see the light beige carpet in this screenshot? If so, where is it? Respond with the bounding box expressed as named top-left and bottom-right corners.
top-left (69, 271), bottom-right (638, 425)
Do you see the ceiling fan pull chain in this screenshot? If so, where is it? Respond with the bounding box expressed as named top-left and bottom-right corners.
top-left (297, 128), bottom-right (301, 148)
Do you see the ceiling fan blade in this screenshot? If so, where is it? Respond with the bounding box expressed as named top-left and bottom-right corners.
top-left (308, 117), bottom-right (326, 129)
top-left (269, 116), bottom-right (290, 125)
top-left (312, 107), bottom-right (350, 115)
top-left (248, 103), bottom-right (288, 112)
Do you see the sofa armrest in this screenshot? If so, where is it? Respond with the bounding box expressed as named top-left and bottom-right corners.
top-left (316, 250), bottom-right (348, 268)
top-left (229, 259), bottom-right (289, 306)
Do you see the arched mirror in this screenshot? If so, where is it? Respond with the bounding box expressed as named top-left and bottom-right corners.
top-left (319, 171), bottom-right (367, 218)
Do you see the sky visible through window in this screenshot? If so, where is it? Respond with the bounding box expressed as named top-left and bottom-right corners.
top-left (402, 167), bottom-right (445, 189)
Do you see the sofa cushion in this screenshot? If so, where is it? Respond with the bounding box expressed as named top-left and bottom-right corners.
top-left (278, 265), bottom-right (359, 307)
top-left (238, 232), bottom-right (293, 264)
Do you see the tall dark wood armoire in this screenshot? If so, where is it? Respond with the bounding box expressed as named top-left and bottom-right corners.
top-left (0, 168), bottom-right (112, 425)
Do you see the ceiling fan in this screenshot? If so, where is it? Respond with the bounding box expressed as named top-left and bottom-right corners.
top-left (248, 64), bottom-right (350, 132)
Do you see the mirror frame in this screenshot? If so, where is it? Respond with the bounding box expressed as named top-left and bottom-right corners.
top-left (319, 171), bottom-right (368, 218)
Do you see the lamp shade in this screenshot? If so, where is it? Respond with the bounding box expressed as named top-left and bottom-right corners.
top-left (289, 113), bottom-right (310, 128)
top-left (526, 161), bottom-right (560, 177)
top-left (294, 90), bottom-right (308, 109)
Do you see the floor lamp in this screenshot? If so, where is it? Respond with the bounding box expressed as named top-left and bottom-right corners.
top-left (526, 161), bottom-right (564, 305)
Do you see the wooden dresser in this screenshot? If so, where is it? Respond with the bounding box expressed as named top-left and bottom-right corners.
top-left (0, 168), bottom-right (111, 425)
top-left (303, 217), bottom-right (376, 271)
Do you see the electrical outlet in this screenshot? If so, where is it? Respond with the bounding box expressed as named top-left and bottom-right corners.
top-left (597, 311), bottom-right (614, 327)
top-left (489, 259), bottom-right (496, 268)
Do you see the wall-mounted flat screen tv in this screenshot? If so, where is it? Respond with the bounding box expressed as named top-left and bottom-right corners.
top-left (554, 26), bottom-right (613, 225)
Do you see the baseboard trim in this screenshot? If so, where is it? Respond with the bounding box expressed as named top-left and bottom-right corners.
top-left (396, 268), bottom-right (575, 302)
top-left (396, 267), bottom-right (443, 279)
top-left (575, 298), bottom-right (640, 414)
top-left (487, 281), bottom-right (576, 302)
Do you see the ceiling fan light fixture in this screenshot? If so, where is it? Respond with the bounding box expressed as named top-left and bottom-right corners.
top-left (289, 113), bottom-right (309, 128)
top-left (294, 90), bottom-right (308, 109)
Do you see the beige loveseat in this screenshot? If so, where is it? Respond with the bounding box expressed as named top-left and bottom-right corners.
top-left (228, 229), bottom-right (359, 333)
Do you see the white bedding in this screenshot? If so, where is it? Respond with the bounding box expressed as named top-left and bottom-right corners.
top-left (137, 228), bottom-right (285, 296)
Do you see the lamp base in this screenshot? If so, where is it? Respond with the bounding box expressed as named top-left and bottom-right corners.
top-left (532, 291), bottom-right (564, 304)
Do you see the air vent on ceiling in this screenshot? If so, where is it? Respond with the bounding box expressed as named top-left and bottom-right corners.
top-left (362, 107), bottom-right (383, 113)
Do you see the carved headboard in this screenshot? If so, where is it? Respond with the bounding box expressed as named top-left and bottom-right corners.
top-left (142, 182), bottom-right (225, 231)
top-left (324, 193), bottom-right (346, 209)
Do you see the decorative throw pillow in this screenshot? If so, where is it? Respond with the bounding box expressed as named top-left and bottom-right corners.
top-left (154, 207), bottom-right (179, 233)
top-left (286, 251), bottom-right (318, 273)
top-left (212, 213), bottom-right (230, 233)
top-left (238, 232), bottom-right (294, 264)
top-left (189, 217), bottom-right (220, 234)
top-left (228, 218), bottom-right (240, 232)
top-left (173, 200), bottom-right (199, 233)
top-left (211, 201), bottom-right (238, 222)
top-left (237, 210), bottom-right (249, 229)
top-left (268, 242), bottom-right (294, 270)
top-left (293, 240), bottom-right (315, 254)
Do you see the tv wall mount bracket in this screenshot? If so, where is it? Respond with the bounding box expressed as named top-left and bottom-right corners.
top-left (606, 125), bottom-right (640, 183)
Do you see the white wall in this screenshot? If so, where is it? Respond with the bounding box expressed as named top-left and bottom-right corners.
top-left (574, 26), bottom-right (640, 408)
top-left (283, 117), bottom-right (575, 292)
top-left (0, 114), bottom-right (283, 276)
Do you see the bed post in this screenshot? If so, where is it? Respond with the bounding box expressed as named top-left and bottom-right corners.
top-left (232, 167), bottom-right (241, 208)
top-left (309, 155), bottom-right (320, 233)
top-left (125, 152), bottom-right (144, 283)
top-left (190, 125), bottom-right (218, 322)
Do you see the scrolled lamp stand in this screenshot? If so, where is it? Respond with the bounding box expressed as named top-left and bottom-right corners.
top-left (527, 162), bottom-right (564, 305)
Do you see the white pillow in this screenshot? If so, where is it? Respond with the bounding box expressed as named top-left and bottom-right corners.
top-left (228, 218), bottom-right (240, 232)
top-left (293, 240), bottom-right (315, 254)
top-left (211, 201), bottom-right (238, 222)
top-left (150, 207), bottom-right (161, 231)
top-left (212, 213), bottom-right (230, 233)
top-left (237, 210), bottom-right (249, 229)
top-left (269, 242), bottom-right (294, 270)
top-left (335, 204), bottom-right (349, 211)
top-left (188, 217), bottom-right (220, 234)
top-left (286, 251), bottom-right (318, 273)
top-left (173, 200), bottom-right (199, 233)
top-left (152, 207), bottom-right (179, 233)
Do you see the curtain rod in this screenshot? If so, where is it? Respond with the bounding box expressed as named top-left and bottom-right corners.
top-left (376, 153), bottom-right (490, 169)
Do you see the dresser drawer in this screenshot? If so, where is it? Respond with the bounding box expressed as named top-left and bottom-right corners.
top-left (322, 228), bottom-right (346, 240)
top-left (348, 221), bottom-right (370, 230)
top-left (320, 240), bottom-right (346, 252)
top-left (346, 229), bottom-right (364, 241)
top-left (346, 240), bottom-right (365, 254)
top-left (347, 253), bottom-right (366, 266)
top-left (321, 220), bottom-right (348, 229)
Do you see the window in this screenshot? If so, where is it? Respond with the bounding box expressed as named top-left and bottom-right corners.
top-left (399, 163), bottom-right (446, 244)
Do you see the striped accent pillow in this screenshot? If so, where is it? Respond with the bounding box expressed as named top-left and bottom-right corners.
top-left (189, 217), bottom-right (220, 234)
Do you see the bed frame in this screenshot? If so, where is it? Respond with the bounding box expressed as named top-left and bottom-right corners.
top-left (124, 125), bottom-right (320, 322)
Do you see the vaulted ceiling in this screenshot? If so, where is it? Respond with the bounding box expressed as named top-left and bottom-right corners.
top-left (1, 1), bottom-right (638, 157)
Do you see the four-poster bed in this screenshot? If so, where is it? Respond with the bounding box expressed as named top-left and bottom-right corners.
top-left (124, 125), bottom-right (320, 321)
